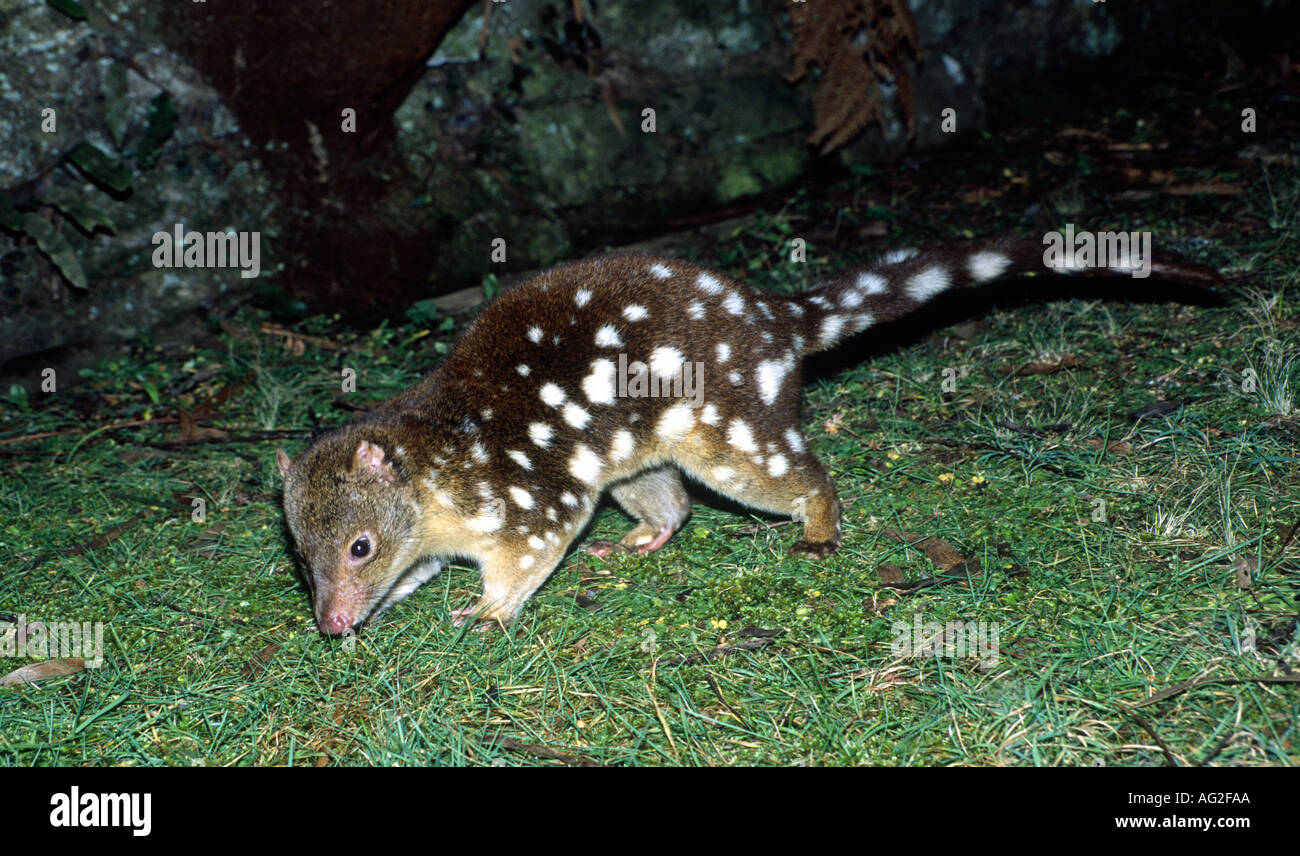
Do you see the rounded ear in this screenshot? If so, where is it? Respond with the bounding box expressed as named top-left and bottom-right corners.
top-left (354, 440), bottom-right (399, 484)
top-left (277, 448), bottom-right (293, 479)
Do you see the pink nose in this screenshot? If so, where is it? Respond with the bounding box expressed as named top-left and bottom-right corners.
top-left (320, 610), bottom-right (355, 635)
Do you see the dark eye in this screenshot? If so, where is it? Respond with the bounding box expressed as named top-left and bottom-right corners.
top-left (350, 536), bottom-right (370, 559)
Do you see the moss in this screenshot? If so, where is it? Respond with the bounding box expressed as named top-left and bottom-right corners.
top-left (715, 144), bottom-right (807, 202)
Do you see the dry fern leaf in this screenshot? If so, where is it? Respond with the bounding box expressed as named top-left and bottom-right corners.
top-left (787, 0), bottom-right (921, 154)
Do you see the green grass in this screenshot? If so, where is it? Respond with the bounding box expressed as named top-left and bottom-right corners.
top-left (2, 109), bottom-right (1299, 766)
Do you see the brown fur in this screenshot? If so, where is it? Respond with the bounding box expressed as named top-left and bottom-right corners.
top-left (279, 242), bottom-right (1219, 633)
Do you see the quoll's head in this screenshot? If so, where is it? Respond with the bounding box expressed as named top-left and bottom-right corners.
top-left (277, 434), bottom-right (423, 635)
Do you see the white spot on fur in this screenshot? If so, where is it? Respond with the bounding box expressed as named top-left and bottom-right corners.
top-left (480, 409), bottom-right (492, 421)
top-left (809, 295), bottom-right (833, 309)
top-left (757, 301), bottom-right (773, 320)
top-left (540, 383), bottom-right (565, 407)
top-left (569, 445), bottom-right (603, 484)
top-left (882, 247), bottom-right (918, 265)
top-left (582, 359), bottom-right (617, 405)
top-left (545, 530), bottom-right (559, 545)
top-left (467, 503), bottom-right (505, 534)
top-left (687, 300), bottom-right (705, 320)
top-left (563, 402), bottom-right (591, 429)
top-left (506, 450), bottom-right (532, 470)
top-left (546, 507), bottom-right (558, 522)
top-left (728, 370), bottom-right (743, 385)
top-left (713, 466), bottom-right (735, 483)
top-left (508, 487), bottom-right (534, 509)
top-left (756, 356), bottom-right (792, 405)
top-left (575, 288), bottom-right (592, 307)
top-left (529, 422), bottom-right (553, 448)
top-left (969, 252), bottom-right (1011, 282)
top-left (528, 535), bottom-right (545, 550)
top-left (700, 403), bottom-right (720, 425)
top-left (526, 326), bottom-right (544, 343)
top-left (610, 429), bottom-right (635, 462)
top-left (715, 343), bottom-right (731, 364)
top-left (722, 292), bottom-right (746, 316)
top-left (649, 346), bottom-right (684, 379)
top-left (470, 442), bottom-right (488, 463)
top-left (697, 273), bottom-right (723, 295)
top-left (856, 272), bottom-right (889, 294)
top-left (851, 313), bottom-right (875, 332)
top-left (656, 403), bottom-right (695, 440)
top-left (784, 427), bottom-right (805, 453)
top-left (727, 419), bottom-right (758, 453)
top-left (768, 454), bottom-right (788, 477)
top-left (561, 491), bottom-right (578, 507)
top-left (519, 554), bottom-right (536, 570)
top-left (906, 267), bottom-right (950, 302)
top-left (623, 304), bottom-right (648, 321)
top-left (840, 289), bottom-right (865, 308)
top-left (786, 301), bottom-right (805, 317)
top-left (595, 324), bottom-right (623, 348)
top-left (649, 263), bottom-right (673, 279)
top-left (516, 364), bottom-right (530, 376)
top-left (820, 315), bottom-right (845, 345)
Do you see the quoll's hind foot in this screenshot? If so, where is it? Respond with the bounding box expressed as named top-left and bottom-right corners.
top-left (597, 467), bottom-right (692, 557)
top-left (579, 523), bottom-right (677, 559)
top-left (787, 539), bottom-right (841, 560)
top-left (579, 539), bottom-right (633, 559)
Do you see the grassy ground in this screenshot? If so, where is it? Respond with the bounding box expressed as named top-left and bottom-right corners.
top-left (2, 94), bottom-right (1298, 766)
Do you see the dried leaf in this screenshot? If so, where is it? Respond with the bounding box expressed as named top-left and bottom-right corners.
top-left (1233, 556), bottom-right (1256, 589)
top-left (1, 658), bottom-right (85, 686)
top-left (1083, 438), bottom-right (1132, 453)
top-left (241, 643), bottom-right (280, 680)
top-left (875, 562), bottom-right (906, 584)
top-left (786, 0), bottom-right (921, 153)
top-left (1001, 355), bottom-right (1083, 376)
top-left (880, 529), bottom-right (977, 574)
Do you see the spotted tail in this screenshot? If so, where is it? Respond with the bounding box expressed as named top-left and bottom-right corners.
top-left (791, 238), bottom-right (1221, 355)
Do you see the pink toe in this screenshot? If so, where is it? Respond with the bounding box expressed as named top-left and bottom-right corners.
top-left (638, 528), bottom-right (675, 554)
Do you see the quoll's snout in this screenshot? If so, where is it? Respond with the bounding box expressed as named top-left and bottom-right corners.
top-left (318, 607), bottom-right (357, 636)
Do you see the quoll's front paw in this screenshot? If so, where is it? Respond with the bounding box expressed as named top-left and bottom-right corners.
top-left (788, 539), bottom-right (840, 560)
top-left (449, 606), bottom-right (477, 627)
top-left (449, 605), bottom-right (503, 632)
